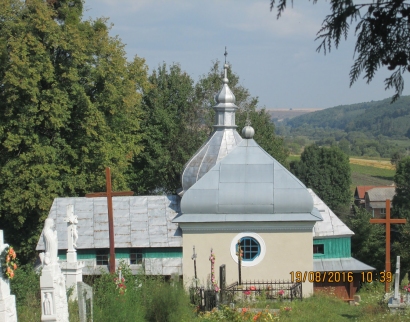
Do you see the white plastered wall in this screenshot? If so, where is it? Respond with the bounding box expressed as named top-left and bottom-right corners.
top-left (182, 229), bottom-right (314, 296)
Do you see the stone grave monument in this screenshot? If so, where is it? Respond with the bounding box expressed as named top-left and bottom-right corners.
top-left (0, 230), bottom-right (17, 322)
top-left (61, 205), bottom-right (84, 301)
top-left (40, 218), bottom-right (69, 322)
top-left (388, 256), bottom-right (406, 312)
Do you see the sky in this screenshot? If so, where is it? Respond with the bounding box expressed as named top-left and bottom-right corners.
top-left (84, 0), bottom-right (410, 109)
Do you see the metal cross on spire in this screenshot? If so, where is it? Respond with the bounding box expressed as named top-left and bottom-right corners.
top-left (224, 46), bottom-right (228, 64)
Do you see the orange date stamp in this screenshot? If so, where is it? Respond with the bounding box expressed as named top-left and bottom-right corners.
top-left (290, 271), bottom-right (393, 283)
top-left (290, 271), bottom-right (354, 283)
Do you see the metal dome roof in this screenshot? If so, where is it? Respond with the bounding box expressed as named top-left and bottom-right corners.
top-left (176, 138), bottom-right (321, 223)
top-left (180, 62), bottom-right (242, 195)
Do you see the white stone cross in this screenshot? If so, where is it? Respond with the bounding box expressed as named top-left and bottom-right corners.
top-left (394, 256), bottom-right (400, 301)
top-left (64, 205), bottom-right (78, 253)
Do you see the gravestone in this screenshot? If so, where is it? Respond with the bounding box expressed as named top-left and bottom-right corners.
top-left (0, 231), bottom-right (17, 322)
top-left (219, 264), bottom-right (226, 304)
top-left (61, 205), bottom-right (84, 301)
top-left (77, 282), bottom-right (93, 322)
top-left (40, 218), bottom-right (69, 322)
top-left (388, 256), bottom-right (405, 312)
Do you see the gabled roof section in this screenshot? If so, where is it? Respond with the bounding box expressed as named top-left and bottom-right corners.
top-left (355, 186), bottom-right (378, 199)
top-left (309, 189), bottom-right (354, 238)
top-left (355, 185), bottom-right (394, 199)
top-left (366, 187), bottom-right (396, 202)
top-left (36, 196), bottom-right (182, 251)
top-left (177, 138), bottom-right (321, 223)
top-left (314, 258), bottom-right (375, 272)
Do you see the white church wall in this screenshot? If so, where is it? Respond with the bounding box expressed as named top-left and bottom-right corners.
top-left (182, 229), bottom-right (314, 296)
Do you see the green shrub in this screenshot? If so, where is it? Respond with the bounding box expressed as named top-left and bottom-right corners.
top-left (10, 264), bottom-right (40, 306)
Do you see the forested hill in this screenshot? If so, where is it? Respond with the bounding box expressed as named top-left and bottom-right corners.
top-left (285, 96), bottom-right (410, 139)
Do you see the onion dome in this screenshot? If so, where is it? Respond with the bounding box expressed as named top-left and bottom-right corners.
top-left (180, 61), bottom-right (242, 195)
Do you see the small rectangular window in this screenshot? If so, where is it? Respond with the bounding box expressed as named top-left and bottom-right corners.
top-left (380, 208), bottom-right (386, 215)
top-left (130, 250), bottom-right (143, 265)
top-left (96, 250), bottom-right (109, 266)
top-left (313, 244), bottom-right (324, 254)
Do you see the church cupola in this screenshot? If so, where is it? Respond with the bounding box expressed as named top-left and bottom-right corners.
top-left (180, 49), bottom-right (242, 195)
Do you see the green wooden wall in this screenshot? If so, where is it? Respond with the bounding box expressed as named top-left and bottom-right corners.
top-left (313, 238), bottom-right (351, 259)
top-left (58, 247), bottom-right (183, 260)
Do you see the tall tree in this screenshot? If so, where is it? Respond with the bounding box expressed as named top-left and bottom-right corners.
top-left (270, 1), bottom-right (410, 102)
top-left (131, 63), bottom-right (206, 194)
top-left (392, 156), bottom-right (410, 219)
top-left (347, 207), bottom-right (385, 272)
top-left (290, 144), bottom-right (351, 214)
top-left (0, 0), bottom-right (149, 262)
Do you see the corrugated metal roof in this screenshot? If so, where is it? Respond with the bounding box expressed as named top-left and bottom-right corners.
top-left (366, 187), bottom-right (395, 202)
top-left (36, 196), bottom-right (182, 251)
top-left (313, 257), bottom-right (375, 272)
top-left (178, 138), bottom-right (320, 222)
top-left (309, 189), bottom-right (354, 238)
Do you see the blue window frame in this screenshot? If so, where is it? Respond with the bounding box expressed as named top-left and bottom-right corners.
top-left (239, 237), bottom-right (260, 261)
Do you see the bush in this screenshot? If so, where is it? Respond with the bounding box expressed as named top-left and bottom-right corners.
top-left (10, 264), bottom-right (40, 305)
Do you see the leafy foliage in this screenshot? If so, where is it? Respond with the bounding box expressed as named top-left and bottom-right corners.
top-left (290, 144), bottom-right (351, 214)
top-left (131, 63), bottom-right (206, 195)
top-left (392, 156), bottom-right (410, 219)
top-left (0, 0), bottom-right (149, 263)
top-left (270, 0), bottom-right (410, 102)
top-left (346, 207), bottom-right (385, 272)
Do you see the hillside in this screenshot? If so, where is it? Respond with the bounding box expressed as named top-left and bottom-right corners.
top-left (285, 96), bottom-right (410, 139)
top-left (266, 108), bottom-right (322, 121)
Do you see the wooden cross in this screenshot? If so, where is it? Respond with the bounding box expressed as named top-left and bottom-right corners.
top-left (370, 199), bottom-right (406, 293)
top-left (85, 167), bottom-right (133, 273)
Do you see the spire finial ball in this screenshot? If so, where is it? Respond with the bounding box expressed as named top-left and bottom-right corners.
top-left (242, 125), bottom-right (255, 139)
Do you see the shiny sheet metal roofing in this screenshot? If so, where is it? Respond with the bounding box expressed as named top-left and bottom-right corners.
top-left (36, 196), bottom-right (182, 251)
top-left (309, 189), bottom-right (354, 238)
top-left (181, 63), bottom-right (242, 194)
top-left (314, 258), bottom-right (375, 272)
top-left (176, 138), bottom-right (322, 223)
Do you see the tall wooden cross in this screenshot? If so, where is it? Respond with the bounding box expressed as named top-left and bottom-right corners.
top-left (86, 167), bottom-right (133, 273)
top-left (370, 199), bottom-right (406, 293)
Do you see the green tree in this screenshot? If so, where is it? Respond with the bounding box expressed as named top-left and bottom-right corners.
top-left (392, 156), bottom-right (410, 219)
top-left (270, 1), bottom-right (410, 102)
top-left (290, 144), bottom-right (351, 214)
top-left (0, 0), bottom-right (149, 262)
top-left (347, 207), bottom-right (385, 272)
top-left (391, 151), bottom-right (404, 168)
top-left (131, 63), bottom-right (206, 194)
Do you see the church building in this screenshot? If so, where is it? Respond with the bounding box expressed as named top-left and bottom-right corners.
top-left (36, 61), bottom-right (373, 299)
